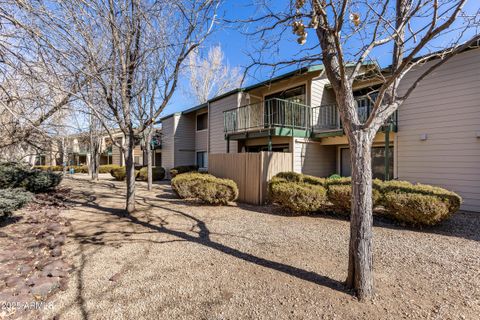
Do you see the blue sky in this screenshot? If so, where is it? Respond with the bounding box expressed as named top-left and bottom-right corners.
top-left (163, 1), bottom-right (479, 117)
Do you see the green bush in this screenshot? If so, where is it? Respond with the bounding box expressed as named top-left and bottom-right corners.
top-left (0, 162), bottom-right (30, 189)
top-left (169, 165), bottom-right (198, 178)
top-left (326, 184), bottom-right (382, 215)
top-left (328, 173), bottom-right (342, 179)
top-left (111, 167), bottom-right (127, 181)
top-left (269, 181), bottom-right (327, 214)
top-left (0, 188), bottom-right (33, 217)
top-left (380, 180), bottom-right (461, 226)
top-left (99, 165), bottom-right (122, 174)
top-left (136, 167), bottom-right (165, 181)
top-left (383, 192), bottom-right (451, 226)
top-left (171, 172), bottom-right (238, 205)
top-left (25, 171), bottom-right (62, 193)
top-left (66, 165), bottom-right (88, 173)
top-left (381, 180), bottom-right (461, 214)
top-left (110, 167), bottom-right (139, 181)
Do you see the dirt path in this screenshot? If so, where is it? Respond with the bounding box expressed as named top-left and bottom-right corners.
top-left (40, 174), bottom-right (479, 319)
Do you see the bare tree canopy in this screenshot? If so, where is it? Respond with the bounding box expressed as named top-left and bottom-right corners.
top-left (187, 45), bottom-right (243, 104)
top-left (239, 0), bottom-right (480, 300)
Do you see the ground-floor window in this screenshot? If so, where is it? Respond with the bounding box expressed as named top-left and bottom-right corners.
top-left (245, 144), bottom-right (290, 152)
top-left (196, 151), bottom-right (208, 169)
top-left (154, 152), bottom-right (162, 167)
top-left (340, 146), bottom-right (394, 180)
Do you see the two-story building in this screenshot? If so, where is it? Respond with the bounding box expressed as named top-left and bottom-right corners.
top-left (34, 129), bottom-right (162, 168)
top-left (160, 46), bottom-right (480, 212)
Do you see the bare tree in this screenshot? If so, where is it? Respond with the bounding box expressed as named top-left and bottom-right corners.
top-left (242, 0), bottom-right (480, 300)
top-left (0, 0), bottom-right (94, 160)
top-left (187, 45), bottom-right (243, 104)
top-left (36, 0), bottom-right (220, 213)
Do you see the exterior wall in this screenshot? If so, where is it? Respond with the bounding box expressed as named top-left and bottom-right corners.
top-left (174, 113), bottom-right (196, 166)
top-left (111, 137), bottom-right (124, 166)
top-left (209, 93), bottom-right (240, 153)
top-left (293, 138), bottom-right (336, 177)
top-left (396, 48), bottom-right (480, 212)
top-left (161, 116), bottom-right (176, 171)
top-left (310, 76), bottom-right (335, 107)
top-left (195, 109), bottom-right (208, 153)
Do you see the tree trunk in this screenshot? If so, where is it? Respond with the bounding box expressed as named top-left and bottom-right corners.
top-left (146, 130), bottom-right (153, 191)
top-left (124, 133), bottom-right (136, 213)
top-left (345, 132), bottom-right (374, 301)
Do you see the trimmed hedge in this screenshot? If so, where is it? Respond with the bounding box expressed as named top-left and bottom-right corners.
top-left (169, 165), bottom-right (198, 178)
top-left (34, 165), bottom-right (89, 173)
top-left (110, 167), bottom-right (140, 181)
top-left (136, 167), bottom-right (165, 181)
top-left (381, 180), bottom-right (461, 226)
top-left (0, 188), bottom-right (33, 217)
top-left (326, 184), bottom-right (383, 215)
top-left (269, 181), bottom-right (327, 214)
top-left (268, 171), bottom-right (462, 226)
top-left (171, 172), bottom-right (238, 205)
top-left (99, 165), bottom-right (122, 174)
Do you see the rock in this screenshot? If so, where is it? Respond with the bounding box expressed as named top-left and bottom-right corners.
top-left (109, 272), bottom-right (122, 282)
top-left (51, 247), bottom-right (62, 257)
top-left (29, 276), bottom-right (60, 300)
top-left (5, 276), bottom-right (24, 288)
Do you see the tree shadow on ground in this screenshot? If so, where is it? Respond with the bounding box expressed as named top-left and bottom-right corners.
top-left (67, 192), bottom-right (347, 297)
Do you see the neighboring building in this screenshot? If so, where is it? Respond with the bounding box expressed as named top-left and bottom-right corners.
top-left (35, 129), bottom-right (162, 168)
top-left (160, 45), bottom-right (480, 212)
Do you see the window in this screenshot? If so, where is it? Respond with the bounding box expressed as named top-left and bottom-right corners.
top-left (340, 146), bottom-right (394, 180)
top-left (265, 85), bottom-right (306, 104)
top-left (197, 113), bottom-right (208, 131)
top-left (196, 151), bottom-right (208, 168)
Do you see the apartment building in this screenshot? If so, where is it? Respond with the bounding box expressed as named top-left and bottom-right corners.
top-left (160, 46), bottom-right (480, 211)
top-left (35, 129), bottom-right (162, 168)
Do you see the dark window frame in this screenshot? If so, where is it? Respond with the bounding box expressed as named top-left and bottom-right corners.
top-left (196, 112), bottom-right (208, 131)
top-left (196, 151), bottom-right (207, 168)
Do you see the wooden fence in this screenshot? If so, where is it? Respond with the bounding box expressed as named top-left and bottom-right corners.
top-left (208, 152), bottom-right (293, 205)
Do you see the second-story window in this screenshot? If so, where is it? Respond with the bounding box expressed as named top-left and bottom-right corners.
top-left (196, 112), bottom-right (208, 131)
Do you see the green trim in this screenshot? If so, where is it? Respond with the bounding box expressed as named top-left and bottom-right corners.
top-left (181, 103), bottom-right (208, 115)
top-left (312, 130), bottom-right (344, 138)
top-left (225, 127), bottom-right (310, 140)
top-left (274, 127), bottom-right (310, 137)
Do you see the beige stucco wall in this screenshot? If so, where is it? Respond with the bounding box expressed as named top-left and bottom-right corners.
top-left (396, 48), bottom-right (480, 212)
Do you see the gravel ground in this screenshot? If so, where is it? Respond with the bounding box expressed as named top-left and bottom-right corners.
top-left (36, 174), bottom-right (480, 320)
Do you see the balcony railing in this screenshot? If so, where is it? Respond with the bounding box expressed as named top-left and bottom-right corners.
top-left (224, 98), bottom-right (310, 134)
top-left (311, 97), bottom-right (397, 132)
top-left (224, 96), bottom-right (397, 136)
